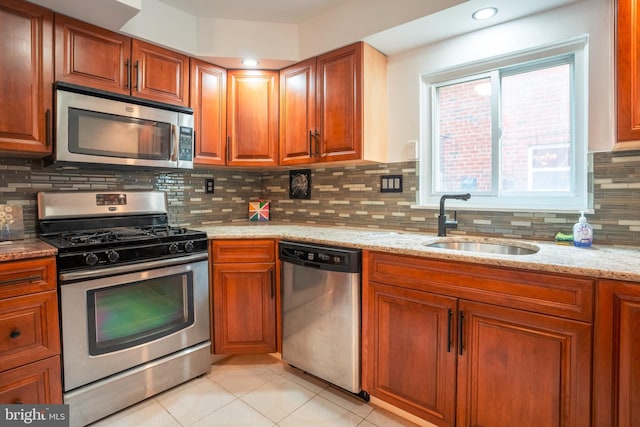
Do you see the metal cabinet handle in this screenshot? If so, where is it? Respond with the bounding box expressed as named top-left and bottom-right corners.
top-left (44, 109), bottom-right (51, 147)
top-left (447, 309), bottom-right (453, 353)
top-left (226, 136), bottom-right (231, 162)
top-left (314, 131), bottom-right (320, 157)
top-left (458, 311), bottom-right (465, 356)
top-left (125, 59), bottom-right (130, 89)
top-left (309, 130), bottom-right (313, 157)
top-left (270, 269), bottom-right (274, 299)
top-left (10, 329), bottom-right (21, 339)
top-left (134, 60), bottom-right (140, 91)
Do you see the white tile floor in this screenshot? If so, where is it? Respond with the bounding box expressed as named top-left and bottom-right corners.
top-left (90, 354), bottom-right (419, 427)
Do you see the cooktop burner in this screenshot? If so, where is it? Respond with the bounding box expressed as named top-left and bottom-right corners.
top-left (37, 191), bottom-right (209, 273)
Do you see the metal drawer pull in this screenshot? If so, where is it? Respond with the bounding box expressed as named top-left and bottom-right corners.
top-left (0, 275), bottom-right (42, 286)
top-left (10, 329), bottom-right (21, 339)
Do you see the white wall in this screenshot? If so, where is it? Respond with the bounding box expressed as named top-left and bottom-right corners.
top-left (385, 0), bottom-right (614, 162)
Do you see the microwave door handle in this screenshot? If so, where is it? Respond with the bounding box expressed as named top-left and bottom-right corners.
top-left (171, 124), bottom-right (178, 162)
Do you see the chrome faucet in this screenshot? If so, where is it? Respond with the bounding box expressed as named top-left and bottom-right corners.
top-left (438, 193), bottom-right (471, 236)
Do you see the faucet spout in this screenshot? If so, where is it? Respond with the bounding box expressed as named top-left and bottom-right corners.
top-left (438, 193), bottom-right (471, 237)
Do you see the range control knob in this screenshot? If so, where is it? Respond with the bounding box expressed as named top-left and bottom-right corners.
top-left (184, 241), bottom-right (194, 253)
top-left (168, 243), bottom-right (179, 254)
top-left (85, 253), bottom-right (99, 266)
top-left (107, 250), bottom-right (120, 263)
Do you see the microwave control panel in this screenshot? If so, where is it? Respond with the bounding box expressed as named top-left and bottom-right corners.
top-left (178, 126), bottom-right (193, 161)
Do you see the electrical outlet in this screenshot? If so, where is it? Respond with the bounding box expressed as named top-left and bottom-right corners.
top-left (205, 179), bottom-right (214, 194)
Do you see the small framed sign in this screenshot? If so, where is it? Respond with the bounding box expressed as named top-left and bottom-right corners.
top-left (0, 205), bottom-right (24, 241)
top-left (289, 169), bottom-right (311, 199)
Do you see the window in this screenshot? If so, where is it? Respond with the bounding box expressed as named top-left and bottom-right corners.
top-left (419, 38), bottom-right (588, 212)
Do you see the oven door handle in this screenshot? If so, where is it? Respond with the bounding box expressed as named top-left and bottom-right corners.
top-left (59, 253), bottom-right (208, 283)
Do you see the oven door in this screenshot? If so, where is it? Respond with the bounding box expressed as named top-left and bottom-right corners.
top-left (60, 257), bottom-right (209, 392)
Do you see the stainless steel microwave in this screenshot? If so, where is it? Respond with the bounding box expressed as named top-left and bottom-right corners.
top-left (49, 83), bottom-right (194, 169)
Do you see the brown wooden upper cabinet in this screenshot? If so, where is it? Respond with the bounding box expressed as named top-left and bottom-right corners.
top-left (226, 70), bottom-right (279, 167)
top-left (0, 0), bottom-right (53, 157)
top-left (279, 42), bottom-right (388, 165)
top-left (54, 14), bottom-right (189, 107)
top-left (616, 0), bottom-right (640, 148)
top-left (190, 59), bottom-right (227, 166)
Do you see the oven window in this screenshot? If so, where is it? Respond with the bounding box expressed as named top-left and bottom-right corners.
top-left (68, 107), bottom-right (171, 160)
top-left (87, 272), bottom-right (194, 355)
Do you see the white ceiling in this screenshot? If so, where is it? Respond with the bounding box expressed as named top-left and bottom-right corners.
top-left (157, 0), bottom-right (349, 24)
top-left (30, 0), bottom-right (583, 68)
top-left (153, 0), bottom-right (582, 56)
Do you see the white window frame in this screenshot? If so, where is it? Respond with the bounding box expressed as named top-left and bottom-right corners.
top-left (417, 36), bottom-right (589, 213)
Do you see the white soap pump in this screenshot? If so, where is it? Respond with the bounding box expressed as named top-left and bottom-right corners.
top-left (573, 211), bottom-right (593, 248)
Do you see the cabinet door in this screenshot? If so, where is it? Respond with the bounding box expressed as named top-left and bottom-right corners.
top-left (456, 300), bottom-right (592, 427)
top-left (279, 58), bottom-right (316, 165)
top-left (0, 290), bottom-right (60, 371)
top-left (616, 0), bottom-right (640, 144)
top-left (54, 13), bottom-right (130, 95)
top-left (227, 70), bottom-right (279, 167)
top-left (131, 39), bottom-right (189, 107)
top-left (0, 0), bottom-right (53, 156)
top-left (0, 356), bottom-right (62, 404)
top-left (363, 281), bottom-right (457, 426)
top-left (213, 263), bottom-right (276, 354)
top-left (191, 59), bottom-right (227, 166)
top-left (316, 43), bottom-right (362, 162)
top-left (594, 279), bottom-right (640, 427)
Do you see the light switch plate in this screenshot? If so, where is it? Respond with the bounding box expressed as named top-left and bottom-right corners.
top-left (380, 175), bottom-right (403, 193)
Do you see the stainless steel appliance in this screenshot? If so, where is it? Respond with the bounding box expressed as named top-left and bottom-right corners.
top-left (279, 241), bottom-right (367, 399)
top-left (48, 82), bottom-right (194, 169)
top-left (37, 191), bottom-right (210, 427)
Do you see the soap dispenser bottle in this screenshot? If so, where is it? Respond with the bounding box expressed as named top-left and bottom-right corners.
top-left (573, 211), bottom-right (593, 248)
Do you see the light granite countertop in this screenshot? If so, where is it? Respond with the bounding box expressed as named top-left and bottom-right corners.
top-left (0, 238), bottom-right (58, 262)
top-left (201, 223), bottom-right (640, 282)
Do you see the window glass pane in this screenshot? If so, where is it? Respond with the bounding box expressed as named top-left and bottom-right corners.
top-left (435, 77), bottom-right (493, 193)
top-left (501, 64), bottom-right (571, 192)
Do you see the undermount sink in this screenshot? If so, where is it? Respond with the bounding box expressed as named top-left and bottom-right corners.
top-left (424, 238), bottom-right (539, 256)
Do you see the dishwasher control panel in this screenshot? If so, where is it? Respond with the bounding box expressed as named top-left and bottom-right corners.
top-left (279, 241), bottom-right (361, 273)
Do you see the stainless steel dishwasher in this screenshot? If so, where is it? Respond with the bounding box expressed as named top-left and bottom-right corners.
top-left (279, 241), bottom-right (367, 399)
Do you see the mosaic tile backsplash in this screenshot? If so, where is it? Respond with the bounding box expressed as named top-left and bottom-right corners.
top-left (0, 151), bottom-right (639, 246)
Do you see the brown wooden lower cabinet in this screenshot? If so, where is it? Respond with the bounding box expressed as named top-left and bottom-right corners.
top-left (210, 240), bottom-right (277, 354)
top-left (456, 300), bottom-right (591, 427)
top-left (363, 281), bottom-right (457, 425)
top-left (0, 256), bottom-right (62, 404)
top-left (593, 279), bottom-right (640, 427)
top-left (0, 356), bottom-right (62, 404)
top-left (362, 250), bottom-right (593, 427)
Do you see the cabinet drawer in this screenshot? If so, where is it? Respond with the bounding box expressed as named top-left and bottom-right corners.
top-left (0, 257), bottom-right (56, 299)
top-left (365, 251), bottom-right (594, 322)
top-left (0, 356), bottom-right (62, 404)
top-left (0, 291), bottom-right (60, 371)
top-left (211, 239), bottom-right (275, 263)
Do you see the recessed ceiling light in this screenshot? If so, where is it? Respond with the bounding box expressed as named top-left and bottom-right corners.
top-left (242, 59), bottom-right (259, 67)
top-left (472, 7), bottom-right (498, 20)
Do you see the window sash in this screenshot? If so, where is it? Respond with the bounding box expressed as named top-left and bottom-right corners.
top-left (418, 37), bottom-right (588, 213)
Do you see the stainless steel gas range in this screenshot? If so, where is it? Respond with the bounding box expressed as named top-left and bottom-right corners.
top-left (37, 191), bottom-right (211, 427)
